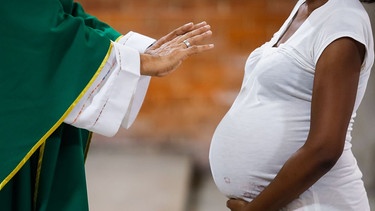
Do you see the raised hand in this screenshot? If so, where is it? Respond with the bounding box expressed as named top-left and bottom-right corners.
top-left (140, 21), bottom-right (214, 77)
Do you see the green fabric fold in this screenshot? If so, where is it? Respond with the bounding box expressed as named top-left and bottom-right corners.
top-left (0, 0), bottom-right (122, 209)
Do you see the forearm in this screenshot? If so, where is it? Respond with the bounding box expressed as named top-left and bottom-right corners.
top-left (244, 145), bottom-right (339, 211)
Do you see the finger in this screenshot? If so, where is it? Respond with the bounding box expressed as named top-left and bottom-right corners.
top-left (227, 199), bottom-right (240, 210)
top-left (173, 22), bottom-right (210, 45)
top-left (177, 24), bottom-right (212, 44)
top-left (181, 43), bottom-right (215, 57)
top-left (174, 22), bottom-right (195, 36)
top-left (226, 199), bottom-right (248, 210)
top-left (174, 21), bottom-right (208, 36)
top-left (168, 43), bottom-right (213, 66)
top-left (190, 21), bottom-right (208, 30)
top-left (150, 22), bottom-right (194, 49)
top-left (226, 199), bottom-right (234, 209)
top-left (151, 22), bottom-right (210, 50)
top-left (180, 29), bottom-right (213, 50)
top-left (182, 39), bottom-right (192, 49)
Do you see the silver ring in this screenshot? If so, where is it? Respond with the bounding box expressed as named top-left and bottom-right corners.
top-left (183, 39), bottom-right (191, 48)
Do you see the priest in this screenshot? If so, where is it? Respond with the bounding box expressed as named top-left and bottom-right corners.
top-left (0, 0), bottom-right (214, 210)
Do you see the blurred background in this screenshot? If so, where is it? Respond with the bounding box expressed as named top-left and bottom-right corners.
top-left (78, 0), bottom-right (375, 210)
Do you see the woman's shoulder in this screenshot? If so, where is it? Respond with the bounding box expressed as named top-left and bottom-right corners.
top-left (325, 0), bottom-right (371, 21)
top-left (317, 1), bottom-right (371, 37)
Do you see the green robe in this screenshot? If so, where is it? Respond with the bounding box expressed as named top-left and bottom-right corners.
top-left (0, 0), bottom-right (121, 210)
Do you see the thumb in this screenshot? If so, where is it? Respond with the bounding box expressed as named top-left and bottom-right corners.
top-left (226, 199), bottom-right (248, 211)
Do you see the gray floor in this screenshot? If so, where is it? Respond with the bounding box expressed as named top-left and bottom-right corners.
top-left (86, 138), bottom-right (375, 211)
top-left (85, 143), bottom-right (192, 211)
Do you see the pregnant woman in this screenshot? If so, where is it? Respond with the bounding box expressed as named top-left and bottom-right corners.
top-left (209, 0), bottom-right (375, 210)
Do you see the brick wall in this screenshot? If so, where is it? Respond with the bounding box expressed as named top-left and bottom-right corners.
top-left (79, 0), bottom-right (296, 164)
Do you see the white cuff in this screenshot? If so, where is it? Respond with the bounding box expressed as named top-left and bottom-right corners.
top-left (117, 31), bottom-right (155, 129)
top-left (118, 31), bottom-right (156, 53)
top-left (64, 32), bottom-right (155, 137)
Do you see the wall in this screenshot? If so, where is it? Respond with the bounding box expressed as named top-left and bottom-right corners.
top-left (80, 0), bottom-right (375, 188)
top-left (81, 0), bottom-right (296, 166)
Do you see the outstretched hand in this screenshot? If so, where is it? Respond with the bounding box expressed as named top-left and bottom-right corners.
top-left (140, 21), bottom-right (214, 77)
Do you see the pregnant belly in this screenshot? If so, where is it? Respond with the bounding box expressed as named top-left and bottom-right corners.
top-left (209, 104), bottom-right (309, 200)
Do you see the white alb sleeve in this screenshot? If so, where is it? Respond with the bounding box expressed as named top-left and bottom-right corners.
top-left (64, 31), bottom-right (155, 137)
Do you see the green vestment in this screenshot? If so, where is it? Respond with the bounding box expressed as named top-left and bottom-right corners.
top-left (0, 0), bottom-right (121, 210)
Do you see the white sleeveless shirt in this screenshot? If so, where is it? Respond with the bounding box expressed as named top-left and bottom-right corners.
top-left (209, 0), bottom-right (374, 210)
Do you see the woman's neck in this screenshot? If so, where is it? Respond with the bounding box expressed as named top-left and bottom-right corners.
top-left (304, 0), bottom-right (329, 13)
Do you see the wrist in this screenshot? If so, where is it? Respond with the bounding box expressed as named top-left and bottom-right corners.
top-left (140, 53), bottom-right (154, 76)
top-left (140, 53), bottom-right (172, 77)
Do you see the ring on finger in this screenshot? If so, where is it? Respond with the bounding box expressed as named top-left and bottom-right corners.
top-left (183, 39), bottom-right (191, 48)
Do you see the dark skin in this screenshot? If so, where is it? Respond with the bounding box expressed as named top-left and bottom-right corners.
top-left (227, 0), bottom-right (366, 210)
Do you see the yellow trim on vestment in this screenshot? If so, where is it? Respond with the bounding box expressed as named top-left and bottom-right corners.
top-left (84, 132), bottom-right (93, 162)
top-left (115, 35), bottom-right (123, 42)
top-left (0, 43), bottom-right (114, 191)
top-left (33, 142), bottom-right (46, 209)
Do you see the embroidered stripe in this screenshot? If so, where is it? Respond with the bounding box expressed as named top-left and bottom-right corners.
top-left (33, 142), bottom-right (46, 210)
